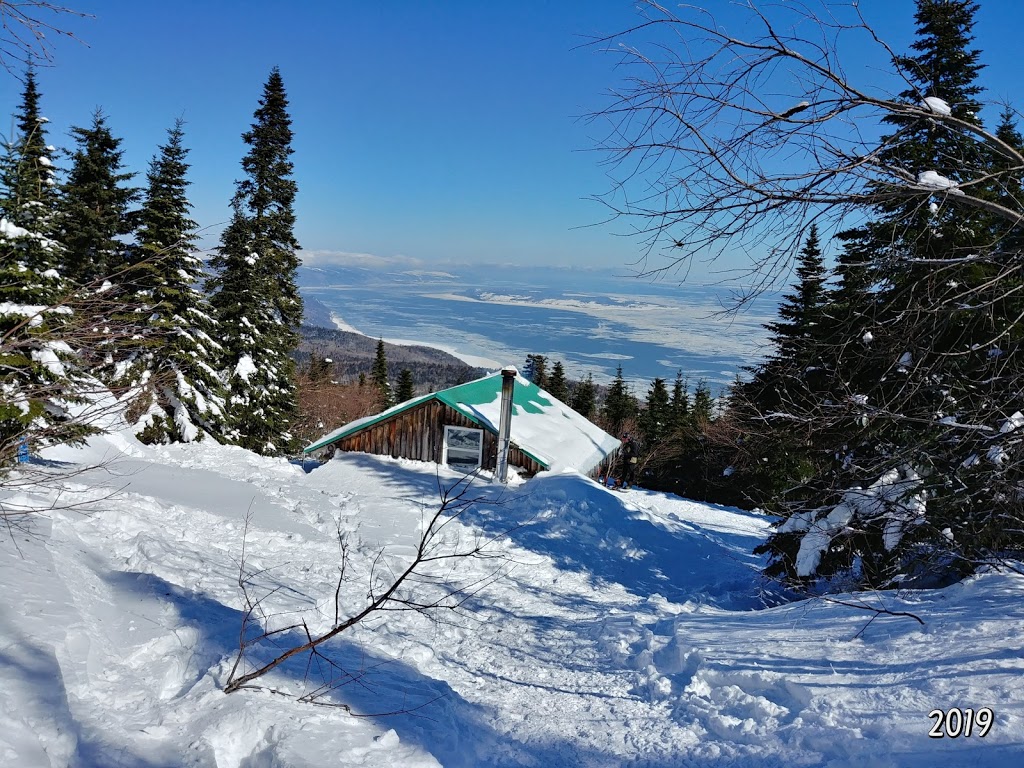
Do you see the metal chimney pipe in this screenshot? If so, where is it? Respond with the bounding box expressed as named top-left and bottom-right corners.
top-left (495, 366), bottom-right (517, 483)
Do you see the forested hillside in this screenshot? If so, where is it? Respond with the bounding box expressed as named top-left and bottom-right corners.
top-left (296, 325), bottom-right (484, 391)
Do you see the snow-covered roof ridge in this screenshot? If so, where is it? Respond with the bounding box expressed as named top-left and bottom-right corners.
top-left (304, 370), bottom-right (620, 474)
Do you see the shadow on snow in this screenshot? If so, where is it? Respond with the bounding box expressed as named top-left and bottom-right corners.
top-left (323, 453), bottom-right (770, 610)
top-left (101, 570), bottom-right (627, 768)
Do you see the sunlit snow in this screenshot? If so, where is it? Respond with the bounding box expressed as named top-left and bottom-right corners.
top-left (1, 407), bottom-right (1022, 765)
top-left (921, 96), bottom-right (952, 116)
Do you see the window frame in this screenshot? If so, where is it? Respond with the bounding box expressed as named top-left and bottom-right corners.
top-left (442, 425), bottom-right (484, 472)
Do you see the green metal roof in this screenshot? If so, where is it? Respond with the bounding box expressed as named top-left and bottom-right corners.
top-left (437, 374), bottom-right (551, 418)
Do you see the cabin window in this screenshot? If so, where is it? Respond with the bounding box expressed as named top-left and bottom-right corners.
top-left (443, 426), bottom-right (483, 472)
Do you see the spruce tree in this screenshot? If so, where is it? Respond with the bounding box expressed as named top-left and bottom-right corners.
top-left (601, 365), bottom-right (634, 435)
top-left (547, 360), bottom-right (569, 402)
top-left (58, 109), bottom-right (137, 284)
top-left (991, 105), bottom-right (1024, 251)
top-left (669, 371), bottom-right (690, 434)
top-left (209, 67), bottom-right (303, 454)
top-left (726, 226), bottom-right (832, 507)
top-left (640, 377), bottom-right (670, 446)
top-left (524, 354), bottom-right (548, 388)
top-left (764, 225), bottom-right (827, 366)
top-left (570, 373), bottom-right (596, 419)
top-left (127, 120), bottom-right (225, 444)
top-left (396, 368), bottom-right (414, 402)
top-left (370, 338), bottom-right (393, 409)
top-left (1, 66), bottom-right (62, 284)
top-left (690, 379), bottom-right (714, 426)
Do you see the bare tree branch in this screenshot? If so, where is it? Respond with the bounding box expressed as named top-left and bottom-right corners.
top-left (224, 475), bottom-right (513, 703)
top-left (590, 0), bottom-right (1024, 291)
top-left (0, 1), bottom-right (91, 73)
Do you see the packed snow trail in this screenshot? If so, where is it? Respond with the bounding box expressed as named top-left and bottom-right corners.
top-left (1, 433), bottom-right (1023, 766)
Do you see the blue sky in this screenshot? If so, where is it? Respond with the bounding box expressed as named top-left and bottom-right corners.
top-left (2, 1), bottom-right (1023, 273)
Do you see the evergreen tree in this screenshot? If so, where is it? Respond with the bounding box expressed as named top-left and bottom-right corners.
top-left (58, 109), bottom-right (137, 284)
top-left (722, 227), bottom-right (834, 508)
top-left (570, 373), bottom-right (596, 419)
top-left (757, 1), bottom-right (1024, 588)
top-left (669, 371), bottom-right (690, 433)
top-left (127, 120), bottom-right (226, 444)
top-left (653, 377), bottom-right (722, 502)
top-left (601, 365), bottom-right (635, 435)
top-left (0, 68), bottom-right (91, 465)
top-left (765, 225), bottom-right (828, 365)
top-left (524, 353), bottom-right (548, 388)
top-left (307, 352), bottom-right (333, 382)
top-left (991, 105), bottom-right (1024, 250)
top-left (370, 338), bottom-right (393, 409)
top-left (1, 66), bottom-right (62, 283)
top-left (690, 379), bottom-right (714, 426)
top-left (209, 67), bottom-right (303, 454)
top-left (547, 360), bottom-right (568, 402)
top-left (396, 368), bottom-right (415, 402)
top-left (639, 377), bottom-right (671, 446)
top-left (737, 225), bottom-right (831, 423)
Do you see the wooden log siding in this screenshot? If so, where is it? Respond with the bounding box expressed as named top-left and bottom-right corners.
top-left (333, 399), bottom-right (545, 476)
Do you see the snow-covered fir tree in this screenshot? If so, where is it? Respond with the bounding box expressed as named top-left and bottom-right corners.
top-left (1, 66), bottom-right (63, 291)
top-left (122, 120), bottom-right (225, 444)
top-left (0, 69), bottom-right (92, 464)
top-left (209, 67), bottom-right (303, 454)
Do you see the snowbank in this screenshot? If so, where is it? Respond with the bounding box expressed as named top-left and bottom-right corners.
top-left (2, 434), bottom-right (1023, 766)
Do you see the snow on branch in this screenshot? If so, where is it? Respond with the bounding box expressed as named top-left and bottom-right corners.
top-left (787, 467), bottom-right (925, 578)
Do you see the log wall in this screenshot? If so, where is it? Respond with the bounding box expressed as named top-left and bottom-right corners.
top-left (333, 399), bottom-right (545, 476)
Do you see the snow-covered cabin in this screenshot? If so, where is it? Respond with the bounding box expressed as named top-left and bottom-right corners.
top-left (304, 371), bottom-right (620, 477)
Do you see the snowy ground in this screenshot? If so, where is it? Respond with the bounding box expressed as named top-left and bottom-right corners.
top-left (2, 428), bottom-right (1023, 766)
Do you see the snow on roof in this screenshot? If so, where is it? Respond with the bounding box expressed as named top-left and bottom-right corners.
top-left (304, 371), bottom-right (620, 474)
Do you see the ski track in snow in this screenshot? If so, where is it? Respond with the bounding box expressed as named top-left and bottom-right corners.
top-left (2, 434), bottom-right (1024, 766)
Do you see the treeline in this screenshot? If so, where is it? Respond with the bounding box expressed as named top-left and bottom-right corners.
top-left (518, 354), bottom-right (718, 497)
top-left (1, 65), bottom-right (305, 462)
